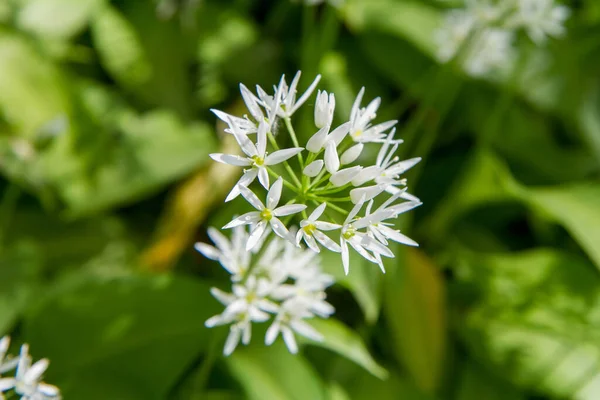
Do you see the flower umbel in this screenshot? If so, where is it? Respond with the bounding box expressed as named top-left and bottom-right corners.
top-left (211, 71), bottom-right (422, 275)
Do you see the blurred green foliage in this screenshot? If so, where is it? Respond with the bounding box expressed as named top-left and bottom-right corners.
top-left (0, 0), bottom-right (599, 399)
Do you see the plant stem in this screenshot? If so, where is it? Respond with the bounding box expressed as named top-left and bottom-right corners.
top-left (284, 117), bottom-right (305, 168)
top-left (267, 132), bottom-right (303, 188)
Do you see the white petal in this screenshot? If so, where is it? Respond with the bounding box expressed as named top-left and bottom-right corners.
top-left (314, 231), bottom-right (341, 252)
top-left (270, 217), bottom-right (292, 242)
top-left (258, 167), bottom-right (270, 189)
top-left (328, 121), bottom-right (350, 145)
top-left (240, 83), bottom-right (264, 121)
top-left (246, 220), bottom-right (268, 251)
top-left (379, 225), bottom-right (419, 246)
top-left (265, 147), bottom-right (304, 165)
top-left (194, 243), bottom-right (219, 260)
top-left (38, 383), bottom-right (60, 396)
top-left (290, 320), bottom-right (323, 342)
top-left (386, 157), bottom-right (421, 175)
top-left (234, 132), bottom-right (258, 157)
top-left (389, 201), bottom-right (422, 216)
top-left (242, 323), bottom-right (252, 344)
top-left (24, 358), bottom-right (48, 382)
top-left (267, 177), bottom-right (283, 209)
top-left (324, 140), bottom-right (340, 173)
top-left (352, 165), bottom-right (382, 186)
top-left (274, 204), bottom-right (306, 217)
top-left (361, 235), bottom-right (394, 257)
top-left (210, 287), bottom-right (236, 305)
top-left (350, 185), bottom-right (386, 204)
top-left (346, 198), bottom-right (365, 223)
top-left (223, 211), bottom-right (261, 229)
top-left (314, 221), bottom-right (340, 231)
top-left (225, 169), bottom-right (258, 202)
top-left (265, 322), bottom-right (281, 345)
top-left (224, 326), bottom-right (242, 356)
top-left (282, 326), bottom-right (299, 354)
top-left (341, 239), bottom-right (350, 275)
top-left (340, 143), bottom-right (364, 165)
top-left (0, 378), bottom-right (15, 391)
top-left (239, 185), bottom-right (265, 211)
top-left (308, 202), bottom-right (326, 220)
top-left (303, 160), bottom-right (324, 177)
top-left (306, 126), bottom-right (329, 153)
top-left (257, 121), bottom-right (268, 156)
top-left (330, 166), bottom-right (362, 187)
top-left (210, 153), bottom-right (251, 167)
top-left (350, 87), bottom-right (365, 123)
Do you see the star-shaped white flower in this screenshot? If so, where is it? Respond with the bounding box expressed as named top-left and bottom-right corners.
top-left (509, 0), bottom-right (570, 44)
top-left (296, 203), bottom-right (341, 253)
top-left (195, 226), bottom-right (251, 281)
top-left (348, 88), bottom-right (397, 143)
top-left (223, 178), bottom-right (307, 250)
top-left (265, 299), bottom-right (324, 354)
top-left (7, 345), bottom-right (60, 400)
top-left (274, 71), bottom-right (321, 119)
top-left (339, 198), bottom-right (394, 274)
top-left (210, 122), bottom-right (303, 201)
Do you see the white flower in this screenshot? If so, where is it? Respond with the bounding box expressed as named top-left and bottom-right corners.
top-left (0, 336), bottom-right (18, 376)
top-left (274, 71), bottom-right (321, 118)
top-left (210, 122), bottom-right (303, 200)
top-left (306, 122), bottom-right (351, 173)
top-left (9, 345), bottom-right (60, 400)
top-left (330, 166), bottom-right (362, 187)
top-left (374, 130), bottom-right (421, 194)
top-left (265, 299), bottom-right (324, 354)
top-left (296, 203), bottom-right (341, 253)
top-left (195, 226), bottom-right (251, 281)
top-left (509, 0), bottom-right (570, 44)
top-left (314, 90), bottom-right (335, 129)
top-left (211, 109), bottom-right (258, 136)
top-left (205, 277), bottom-right (280, 355)
top-left (464, 28), bottom-right (514, 76)
top-left (435, 10), bottom-right (476, 63)
top-left (348, 88), bottom-right (397, 143)
top-left (339, 199), bottom-right (394, 274)
top-left (223, 178), bottom-right (307, 250)
top-left (303, 160), bottom-right (324, 177)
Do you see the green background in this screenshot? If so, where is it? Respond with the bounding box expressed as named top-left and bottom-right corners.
top-left (0, 0), bottom-right (599, 399)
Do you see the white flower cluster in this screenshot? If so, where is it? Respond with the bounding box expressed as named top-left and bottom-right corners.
top-left (196, 226), bottom-right (335, 355)
top-left (435, 0), bottom-right (570, 76)
top-left (0, 336), bottom-right (60, 400)
top-left (210, 71), bottom-right (422, 275)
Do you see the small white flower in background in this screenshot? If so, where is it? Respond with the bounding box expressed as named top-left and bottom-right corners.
top-left (0, 338), bottom-right (60, 399)
top-left (435, 0), bottom-right (570, 76)
top-left (195, 226), bottom-right (251, 282)
top-left (199, 233), bottom-right (335, 355)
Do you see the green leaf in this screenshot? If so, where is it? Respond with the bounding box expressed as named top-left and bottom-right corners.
top-left (456, 361), bottom-right (526, 400)
top-left (90, 4), bottom-right (152, 87)
top-left (344, 0), bottom-right (441, 57)
top-left (0, 31), bottom-right (70, 138)
top-left (456, 249), bottom-right (600, 399)
top-left (384, 249), bottom-right (446, 393)
top-left (320, 250), bottom-right (382, 324)
top-left (22, 273), bottom-right (218, 400)
top-left (225, 344), bottom-right (326, 400)
top-left (526, 184), bottom-right (600, 270)
top-left (344, 369), bottom-right (434, 400)
top-left (17, 0), bottom-right (105, 39)
top-left (45, 109), bottom-right (216, 215)
top-left (304, 318), bottom-right (388, 380)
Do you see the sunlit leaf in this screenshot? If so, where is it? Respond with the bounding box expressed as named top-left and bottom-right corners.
top-left (304, 318), bottom-right (388, 380)
top-left (226, 344), bottom-right (326, 400)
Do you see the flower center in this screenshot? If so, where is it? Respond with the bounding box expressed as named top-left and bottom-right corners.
top-left (303, 223), bottom-right (317, 236)
top-left (260, 208), bottom-right (273, 221)
top-left (342, 225), bottom-right (356, 240)
top-left (252, 155), bottom-right (265, 166)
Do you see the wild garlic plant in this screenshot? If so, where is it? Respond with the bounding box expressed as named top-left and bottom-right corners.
top-left (0, 336), bottom-right (61, 400)
top-left (198, 71), bottom-right (422, 355)
top-left (435, 0), bottom-right (570, 76)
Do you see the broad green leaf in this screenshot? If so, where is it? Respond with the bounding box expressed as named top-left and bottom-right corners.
top-left (17, 0), bottom-right (104, 39)
top-left (526, 184), bottom-right (600, 270)
top-left (0, 31), bottom-right (70, 138)
top-left (226, 344), bottom-right (326, 400)
top-left (45, 109), bottom-right (215, 216)
top-left (384, 248), bottom-right (446, 393)
top-left (455, 249), bottom-right (600, 399)
top-left (304, 318), bottom-right (388, 380)
top-left (90, 4), bottom-right (152, 87)
top-left (424, 149), bottom-right (521, 246)
top-left (320, 250), bottom-right (382, 324)
top-left (345, 369), bottom-right (434, 400)
top-left (22, 273), bottom-right (218, 399)
top-left (456, 361), bottom-right (526, 400)
top-left (0, 241), bottom-right (41, 333)
top-left (345, 0), bottom-right (441, 57)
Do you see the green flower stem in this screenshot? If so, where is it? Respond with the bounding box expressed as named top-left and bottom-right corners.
top-left (284, 117), bottom-right (305, 168)
top-left (0, 183), bottom-right (20, 250)
top-left (266, 168), bottom-right (299, 193)
top-left (267, 132), bottom-right (303, 188)
top-left (313, 200), bottom-right (347, 215)
top-left (307, 171), bottom-right (331, 191)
